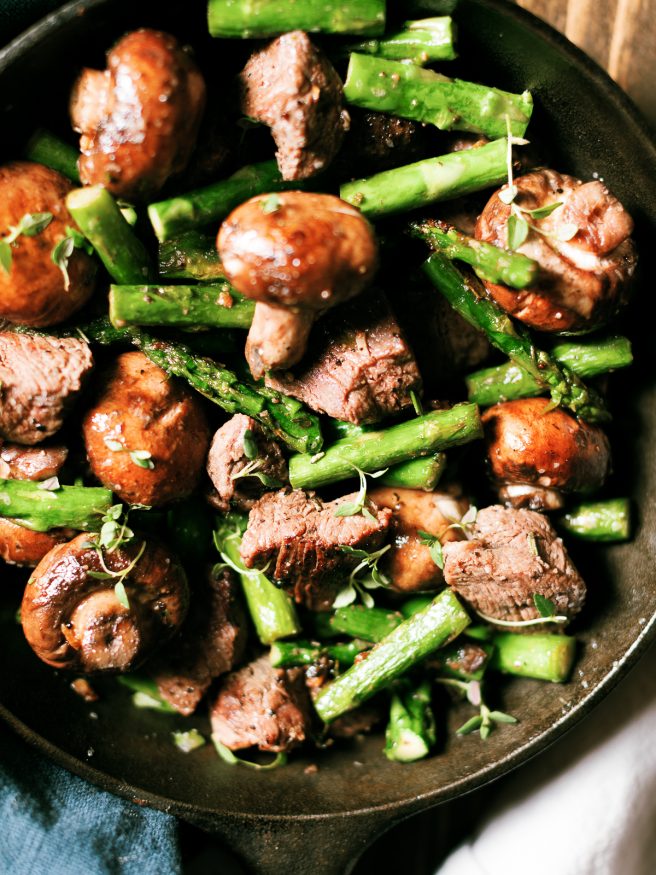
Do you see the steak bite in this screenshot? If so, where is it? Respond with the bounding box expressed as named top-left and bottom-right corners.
top-left (206, 414), bottom-right (288, 513)
top-left (266, 291), bottom-right (422, 425)
top-left (70, 29), bottom-right (206, 201)
top-left (240, 489), bottom-right (392, 610)
top-left (442, 505), bottom-right (586, 623)
top-left (476, 169), bottom-right (636, 333)
top-left (483, 397), bottom-right (611, 511)
top-left (152, 568), bottom-right (247, 716)
top-left (0, 332), bottom-right (94, 445)
top-left (211, 655), bottom-right (313, 753)
top-left (239, 30), bottom-right (349, 181)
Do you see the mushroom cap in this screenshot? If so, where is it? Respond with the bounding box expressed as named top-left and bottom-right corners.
top-left (217, 191), bottom-right (378, 310)
top-left (21, 533), bottom-right (188, 672)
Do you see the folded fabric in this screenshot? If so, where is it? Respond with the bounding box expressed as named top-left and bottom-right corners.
top-left (436, 640), bottom-right (656, 875)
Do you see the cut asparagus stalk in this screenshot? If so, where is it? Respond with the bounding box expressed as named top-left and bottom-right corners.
top-left (410, 220), bottom-right (539, 290)
top-left (340, 138), bottom-right (508, 218)
top-left (384, 679), bottom-right (436, 763)
top-left (215, 518), bottom-right (301, 645)
top-left (558, 498), bottom-right (630, 542)
top-left (0, 479), bottom-right (113, 533)
top-left (490, 632), bottom-right (576, 683)
top-left (24, 128), bottom-right (80, 183)
top-left (66, 185), bottom-right (153, 284)
top-left (269, 639), bottom-right (369, 669)
top-left (314, 588), bottom-right (470, 722)
top-left (207, 0), bottom-right (386, 38)
top-left (466, 336), bottom-right (633, 407)
top-left (380, 453), bottom-right (446, 491)
top-left (344, 54), bottom-right (532, 138)
top-left (109, 283), bottom-right (255, 330)
top-left (289, 403), bottom-right (481, 489)
top-left (343, 16), bottom-right (457, 65)
top-left (422, 254), bottom-right (609, 423)
top-left (314, 605), bottom-right (405, 643)
top-left (158, 231), bottom-right (225, 281)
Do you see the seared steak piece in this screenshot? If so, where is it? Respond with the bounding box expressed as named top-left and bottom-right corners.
top-left (210, 655), bottom-right (312, 752)
top-left (239, 30), bottom-right (349, 180)
top-left (443, 505), bottom-right (586, 623)
top-left (428, 641), bottom-right (490, 677)
top-left (240, 489), bottom-right (392, 610)
top-left (266, 290), bottom-right (421, 425)
top-left (0, 332), bottom-right (93, 445)
top-left (152, 568), bottom-right (247, 716)
top-left (0, 442), bottom-right (68, 480)
top-left (206, 414), bottom-right (288, 513)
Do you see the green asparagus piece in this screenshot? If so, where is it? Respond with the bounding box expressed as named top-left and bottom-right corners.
top-left (24, 129), bottom-right (80, 183)
top-left (215, 517), bottom-right (301, 645)
top-left (422, 254), bottom-right (609, 423)
top-left (270, 639), bottom-right (369, 669)
top-left (384, 679), bottom-right (437, 763)
top-left (399, 595), bottom-right (434, 618)
top-left (117, 675), bottom-right (177, 713)
top-left (411, 220), bottom-right (539, 290)
top-left (343, 16), bottom-right (457, 65)
top-left (0, 479), bottom-right (113, 533)
top-left (148, 160), bottom-right (302, 242)
top-left (341, 138), bottom-right (508, 218)
top-left (81, 319), bottom-right (323, 454)
top-left (315, 605), bottom-right (406, 642)
top-left (66, 186), bottom-right (153, 284)
top-left (558, 498), bottom-right (630, 543)
top-left (466, 336), bottom-right (633, 407)
top-left (289, 403), bottom-right (481, 489)
top-left (314, 588), bottom-right (470, 722)
top-left (208, 0), bottom-right (386, 38)
top-left (344, 54), bottom-right (532, 138)
top-left (109, 283), bottom-right (255, 331)
top-left (158, 231), bottom-right (225, 281)
top-left (490, 632), bottom-right (576, 683)
top-left (380, 453), bottom-right (446, 491)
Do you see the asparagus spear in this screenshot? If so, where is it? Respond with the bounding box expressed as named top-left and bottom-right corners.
top-left (314, 588), bottom-right (470, 722)
top-left (289, 403), bottom-right (481, 489)
top-left (207, 0), bottom-right (386, 38)
top-left (384, 679), bottom-right (436, 763)
top-left (422, 254), bottom-right (609, 423)
top-left (0, 479), bottom-right (113, 532)
top-left (24, 129), bottom-right (80, 183)
top-left (109, 283), bottom-right (255, 331)
top-left (344, 54), bottom-right (532, 138)
top-left (158, 231), bottom-right (225, 281)
top-left (66, 186), bottom-right (153, 284)
top-left (466, 336), bottom-right (633, 407)
top-left (314, 605), bottom-right (406, 642)
top-left (558, 498), bottom-right (630, 543)
top-left (270, 639), bottom-right (369, 669)
top-left (410, 220), bottom-right (539, 290)
top-left (490, 632), bottom-right (576, 683)
top-left (215, 517), bottom-right (301, 645)
top-left (148, 160), bottom-right (301, 242)
top-left (343, 16), bottom-right (457, 65)
top-left (340, 138), bottom-right (508, 218)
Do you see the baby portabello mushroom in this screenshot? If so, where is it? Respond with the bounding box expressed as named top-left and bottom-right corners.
top-left (70, 29), bottom-right (206, 201)
top-left (83, 351), bottom-right (210, 507)
top-left (482, 397), bottom-right (611, 511)
top-left (0, 162), bottom-right (96, 327)
top-left (476, 169), bottom-right (636, 333)
top-left (21, 534), bottom-right (188, 672)
top-left (217, 191), bottom-right (378, 378)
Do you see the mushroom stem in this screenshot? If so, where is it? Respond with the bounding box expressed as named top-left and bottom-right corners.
top-left (245, 303), bottom-right (315, 379)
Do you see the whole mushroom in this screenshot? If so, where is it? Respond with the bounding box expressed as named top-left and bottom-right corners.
top-left (482, 397), bottom-right (611, 510)
top-left (217, 191), bottom-right (378, 379)
top-left (21, 534), bottom-right (188, 672)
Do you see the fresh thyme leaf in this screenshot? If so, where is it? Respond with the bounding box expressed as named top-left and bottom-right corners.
top-left (114, 579), bottom-right (130, 609)
top-left (332, 585), bottom-right (357, 608)
top-left (65, 225), bottom-right (94, 255)
top-left (172, 729), bottom-right (206, 753)
top-left (460, 506), bottom-right (478, 528)
top-left (507, 213), bottom-right (529, 250)
top-left (533, 593), bottom-right (556, 617)
top-left (99, 520), bottom-right (119, 548)
top-left (0, 241), bottom-right (12, 274)
top-left (212, 734), bottom-right (287, 770)
top-left (557, 222), bottom-right (579, 242)
top-left (130, 449), bottom-right (154, 470)
top-left (261, 193), bottom-right (282, 214)
top-left (106, 504), bottom-right (123, 521)
top-left (51, 235), bottom-right (75, 290)
top-left (334, 502), bottom-right (359, 517)
top-left (333, 466), bottom-right (387, 520)
top-left (242, 428), bottom-right (258, 460)
top-left (480, 721), bottom-right (492, 740)
top-left (498, 184), bottom-right (517, 205)
top-left (456, 714), bottom-right (483, 735)
top-left (418, 530), bottom-right (444, 569)
top-left (526, 201), bottom-right (563, 220)
top-left (37, 476), bottom-right (60, 492)
top-left (527, 532), bottom-right (539, 556)
top-left (87, 570), bottom-right (113, 580)
top-left (489, 710), bottom-right (518, 725)
top-left (18, 212), bottom-right (53, 236)
top-left (409, 389), bottom-right (423, 416)
top-left (104, 438), bottom-right (124, 452)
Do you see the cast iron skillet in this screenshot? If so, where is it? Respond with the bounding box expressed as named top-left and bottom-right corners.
top-left (1, 1), bottom-right (656, 872)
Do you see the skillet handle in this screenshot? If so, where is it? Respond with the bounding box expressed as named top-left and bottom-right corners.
top-left (187, 810), bottom-right (400, 875)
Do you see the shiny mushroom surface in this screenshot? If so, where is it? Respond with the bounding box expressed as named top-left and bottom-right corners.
top-left (70, 29), bottom-right (206, 201)
top-left (21, 533), bottom-right (188, 672)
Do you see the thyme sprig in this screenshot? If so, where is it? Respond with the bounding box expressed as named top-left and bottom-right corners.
top-left (333, 465), bottom-right (388, 522)
top-left (85, 503), bottom-right (149, 609)
top-left (418, 505), bottom-right (478, 570)
top-left (438, 677), bottom-right (517, 740)
top-left (0, 211), bottom-right (53, 273)
top-left (333, 543), bottom-right (392, 609)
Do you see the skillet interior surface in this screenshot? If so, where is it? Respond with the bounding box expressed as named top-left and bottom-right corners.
top-left (1, 0), bottom-right (656, 868)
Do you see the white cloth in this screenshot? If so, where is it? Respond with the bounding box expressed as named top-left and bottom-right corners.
top-left (436, 641), bottom-right (656, 875)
